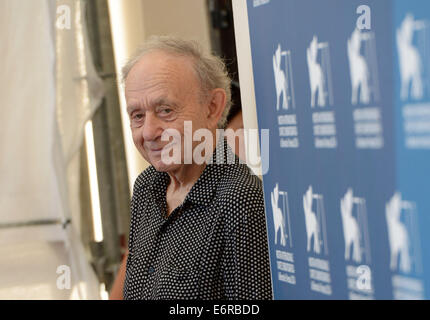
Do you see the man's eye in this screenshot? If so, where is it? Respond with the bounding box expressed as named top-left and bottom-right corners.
top-left (160, 108), bottom-right (172, 114)
top-left (132, 113), bottom-right (144, 120)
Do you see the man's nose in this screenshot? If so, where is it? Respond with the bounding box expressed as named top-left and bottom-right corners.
top-left (141, 112), bottom-right (162, 142)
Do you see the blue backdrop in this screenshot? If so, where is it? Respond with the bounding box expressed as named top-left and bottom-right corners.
top-left (247, 0), bottom-right (430, 299)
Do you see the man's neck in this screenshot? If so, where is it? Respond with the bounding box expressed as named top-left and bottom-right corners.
top-left (166, 128), bottom-right (220, 192)
top-left (166, 162), bottom-right (207, 193)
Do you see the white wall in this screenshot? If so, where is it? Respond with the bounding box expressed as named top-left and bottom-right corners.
top-left (141, 0), bottom-right (211, 49)
top-left (232, 1), bottom-right (263, 177)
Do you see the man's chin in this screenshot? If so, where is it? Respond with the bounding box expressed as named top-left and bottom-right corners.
top-left (151, 159), bottom-right (181, 172)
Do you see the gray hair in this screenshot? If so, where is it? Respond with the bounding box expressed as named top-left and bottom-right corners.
top-left (121, 35), bottom-right (232, 129)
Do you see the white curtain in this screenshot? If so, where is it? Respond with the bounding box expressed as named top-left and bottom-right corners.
top-left (0, 0), bottom-right (104, 299)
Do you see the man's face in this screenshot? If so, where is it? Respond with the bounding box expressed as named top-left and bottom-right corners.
top-left (124, 51), bottom-right (210, 172)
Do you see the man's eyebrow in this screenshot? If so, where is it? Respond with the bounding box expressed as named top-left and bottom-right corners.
top-left (151, 97), bottom-right (178, 108)
top-left (126, 97), bottom-right (179, 114)
top-left (126, 105), bottom-right (140, 114)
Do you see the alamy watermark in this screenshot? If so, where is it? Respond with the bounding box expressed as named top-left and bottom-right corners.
top-left (356, 5), bottom-right (371, 30)
top-left (150, 121), bottom-right (270, 175)
top-left (56, 265), bottom-right (71, 290)
top-left (356, 265), bottom-right (372, 291)
top-left (56, 5), bottom-right (71, 30)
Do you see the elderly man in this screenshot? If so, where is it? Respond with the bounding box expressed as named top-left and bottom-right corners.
top-left (109, 36), bottom-right (272, 300)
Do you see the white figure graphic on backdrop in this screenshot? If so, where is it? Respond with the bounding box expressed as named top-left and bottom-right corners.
top-left (307, 36), bottom-right (333, 108)
top-left (271, 183), bottom-right (293, 248)
top-left (303, 186), bottom-right (326, 254)
top-left (347, 28), bottom-right (372, 105)
top-left (273, 44), bottom-right (295, 110)
top-left (386, 192), bottom-right (412, 273)
top-left (340, 188), bottom-right (369, 263)
top-left (271, 183), bottom-right (287, 246)
top-left (397, 14), bottom-right (428, 101)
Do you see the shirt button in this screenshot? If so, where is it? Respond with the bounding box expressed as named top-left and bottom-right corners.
top-left (148, 266), bottom-right (155, 274)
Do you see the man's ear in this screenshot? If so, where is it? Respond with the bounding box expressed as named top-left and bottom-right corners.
top-left (206, 88), bottom-right (227, 129)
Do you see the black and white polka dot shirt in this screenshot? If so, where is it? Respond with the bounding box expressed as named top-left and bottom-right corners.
top-left (123, 138), bottom-right (273, 300)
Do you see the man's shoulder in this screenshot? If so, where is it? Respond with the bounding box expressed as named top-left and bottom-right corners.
top-left (219, 162), bottom-right (263, 194)
top-left (215, 163), bottom-right (265, 227)
top-left (132, 165), bottom-right (157, 195)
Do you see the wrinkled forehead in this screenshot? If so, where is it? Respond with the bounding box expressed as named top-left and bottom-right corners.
top-left (124, 51), bottom-right (205, 109)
